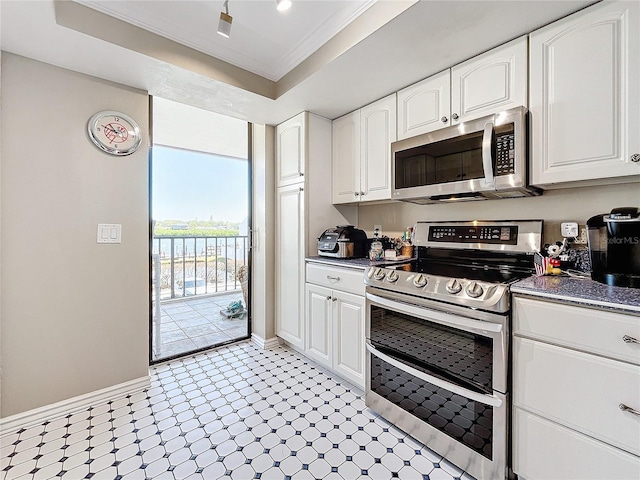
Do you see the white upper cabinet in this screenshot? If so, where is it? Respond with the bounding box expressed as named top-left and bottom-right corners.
top-left (451, 36), bottom-right (528, 124)
top-left (332, 94), bottom-right (396, 204)
top-left (360, 94), bottom-right (397, 202)
top-left (397, 70), bottom-right (451, 140)
top-left (276, 113), bottom-right (306, 187)
top-left (331, 111), bottom-right (360, 204)
top-left (529, 0), bottom-right (640, 187)
top-left (397, 36), bottom-right (527, 140)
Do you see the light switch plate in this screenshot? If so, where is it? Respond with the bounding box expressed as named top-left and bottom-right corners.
top-left (97, 224), bottom-right (122, 244)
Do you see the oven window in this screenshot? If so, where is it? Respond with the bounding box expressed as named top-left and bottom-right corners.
top-left (370, 354), bottom-right (493, 460)
top-left (370, 305), bottom-right (493, 392)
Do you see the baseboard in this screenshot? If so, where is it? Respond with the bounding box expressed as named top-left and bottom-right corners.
top-left (251, 333), bottom-right (282, 350)
top-left (0, 375), bottom-right (150, 438)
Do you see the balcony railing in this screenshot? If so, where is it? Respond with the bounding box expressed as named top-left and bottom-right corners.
top-left (151, 235), bottom-right (249, 300)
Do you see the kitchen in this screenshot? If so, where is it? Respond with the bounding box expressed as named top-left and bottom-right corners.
top-left (1, 1), bottom-right (639, 480)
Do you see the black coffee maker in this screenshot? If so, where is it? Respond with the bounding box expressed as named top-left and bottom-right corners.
top-left (587, 207), bottom-right (640, 288)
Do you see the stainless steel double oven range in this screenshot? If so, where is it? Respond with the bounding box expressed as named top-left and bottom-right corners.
top-left (364, 220), bottom-right (542, 480)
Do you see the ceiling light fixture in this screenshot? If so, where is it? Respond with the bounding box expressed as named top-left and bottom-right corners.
top-left (276, 0), bottom-right (292, 12)
top-left (217, 0), bottom-right (232, 38)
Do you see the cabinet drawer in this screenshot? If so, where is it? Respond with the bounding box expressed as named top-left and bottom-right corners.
top-left (306, 263), bottom-right (365, 295)
top-left (514, 297), bottom-right (640, 365)
top-left (514, 407), bottom-right (640, 480)
top-left (513, 336), bottom-right (640, 456)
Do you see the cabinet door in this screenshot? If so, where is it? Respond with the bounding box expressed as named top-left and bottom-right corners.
top-left (451, 36), bottom-right (528, 124)
top-left (332, 111), bottom-right (361, 204)
top-left (332, 290), bottom-right (365, 389)
top-left (305, 284), bottom-right (332, 368)
top-left (514, 407), bottom-right (640, 480)
top-left (397, 70), bottom-right (451, 139)
top-left (530, 1), bottom-right (640, 186)
top-left (360, 94), bottom-right (396, 202)
top-left (513, 337), bottom-right (640, 456)
top-left (276, 112), bottom-right (307, 188)
top-left (275, 184), bottom-right (305, 349)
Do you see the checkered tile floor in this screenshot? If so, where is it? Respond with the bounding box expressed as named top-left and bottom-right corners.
top-left (1, 341), bottom-right (476, 480)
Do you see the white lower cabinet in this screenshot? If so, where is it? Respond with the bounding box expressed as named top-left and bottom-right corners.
top-left (305, 263), bottom-right (365, 389)
top-left (512, 295), bottom-right (640, 480)
top-left (513, 408), bottom-right (640, 480)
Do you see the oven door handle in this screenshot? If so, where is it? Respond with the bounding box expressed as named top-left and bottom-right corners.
top-left (366, 292), bottom-right (503, 335)
top-left (365, 341), bottom-right (502, 408)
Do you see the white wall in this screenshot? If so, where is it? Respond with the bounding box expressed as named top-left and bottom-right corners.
top-left (358, 183), bottom-right (640, 244)
top-left (0, 53), bottom-right (150, 417)
top-left (153, 97), bottom-right (248, 159)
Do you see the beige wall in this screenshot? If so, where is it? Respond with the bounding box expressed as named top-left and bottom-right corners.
top-left (251, 124), bottom-right (276, 342)
top-left (358, 183), bottom-right (640, 244)
top-left (1, 53), bottom-right (150, 417)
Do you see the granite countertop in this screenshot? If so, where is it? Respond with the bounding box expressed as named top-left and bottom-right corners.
top-left (305, 255), bottom-right (413, 271)
top-left (512, 275), bottom-right (640, 314)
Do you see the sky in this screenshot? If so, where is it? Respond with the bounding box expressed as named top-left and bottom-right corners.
top-left (152, 145), bottom-right (249, 223)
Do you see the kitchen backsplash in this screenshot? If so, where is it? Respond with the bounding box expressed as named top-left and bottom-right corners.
top-left (357, 182), bottom-right (639, 247)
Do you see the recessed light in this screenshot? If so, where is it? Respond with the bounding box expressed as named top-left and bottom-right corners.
top-left (276, 0), bottom-right (292, 12)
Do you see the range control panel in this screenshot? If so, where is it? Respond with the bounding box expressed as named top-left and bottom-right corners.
top-left (428, 225), bottom-right (518, 245)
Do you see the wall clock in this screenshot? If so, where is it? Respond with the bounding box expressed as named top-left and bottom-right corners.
top-left (87, 110), bottom-right (142, 156)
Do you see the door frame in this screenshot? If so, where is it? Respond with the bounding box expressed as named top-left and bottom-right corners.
top-left (147, 99), bottom-right (253, 364)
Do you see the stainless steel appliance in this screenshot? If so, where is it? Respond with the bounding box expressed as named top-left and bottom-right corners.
top-left (391, 106), bottom-right (540, 204)
top-left (364, 220), bottom-right (543, 480)
top-left (317, 225), bottom-right (368, 258)
top-left (587, 207), bottom-right (640, 288)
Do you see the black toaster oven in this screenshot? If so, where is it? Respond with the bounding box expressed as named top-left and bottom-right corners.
top-left (317, 225), bottom-right (368, 258)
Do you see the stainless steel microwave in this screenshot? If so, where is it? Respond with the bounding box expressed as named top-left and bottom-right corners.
top-left (391, 106), bottom-right (540, 203)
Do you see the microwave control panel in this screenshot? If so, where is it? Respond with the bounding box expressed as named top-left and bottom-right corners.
top-left (495, 131), bottom-right (515, 176)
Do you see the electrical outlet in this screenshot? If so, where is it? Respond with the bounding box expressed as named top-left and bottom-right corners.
top-left (373, 224), bottom-right (382, 237)
top-left (575, 227), bottom-right (588, 245)
top-left (561, 222), bottom-right (579, 238)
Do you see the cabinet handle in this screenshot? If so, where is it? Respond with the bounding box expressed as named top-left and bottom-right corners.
top-left (299, 172), bottom-right (305, 176)
top-left (332, 297), bottom-right (337, 302)
top-left (623, 335), bottom-right (639, 344)
top-left (354, 192), bottom-right (360, 197)
top-left (299, 187), bottom-right (304, 192)
top-left (619, 404), bottom-right (640, 416)
top-left (326, 295), bottom-right (332, 300)
top-left (326, 275), bottom-right (341, 281)
top-left (631, 154), bottom-right (640, 163)
top-left (452, 113), bottom-right (459, 120)
top-left (441, 116), bottom-right (448, 123)
top-left (360, 191), bottom-right (365, 196)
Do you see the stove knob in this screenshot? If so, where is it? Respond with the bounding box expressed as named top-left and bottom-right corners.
top-left (386, 271), bottom-right (399, 283)
top-left (373, 268), bottom-right (386, 281)
top-left (446, 278), bottom-right (462, 294)
top-left (413, 274), bottom-right (427, 288)
top-left (466, 281), bottom-right (484, 298)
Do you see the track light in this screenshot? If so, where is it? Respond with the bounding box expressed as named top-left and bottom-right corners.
top-left (276, 0), bottom-right (292, 12)
top-left (217, 0), bottom-right (232, 38)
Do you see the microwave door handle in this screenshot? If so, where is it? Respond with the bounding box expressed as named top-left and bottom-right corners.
top-left (482, 122), bottom-right (495, 187)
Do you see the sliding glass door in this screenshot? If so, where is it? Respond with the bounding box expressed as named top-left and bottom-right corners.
top-left (149, 97), bottom-right (251, 363)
